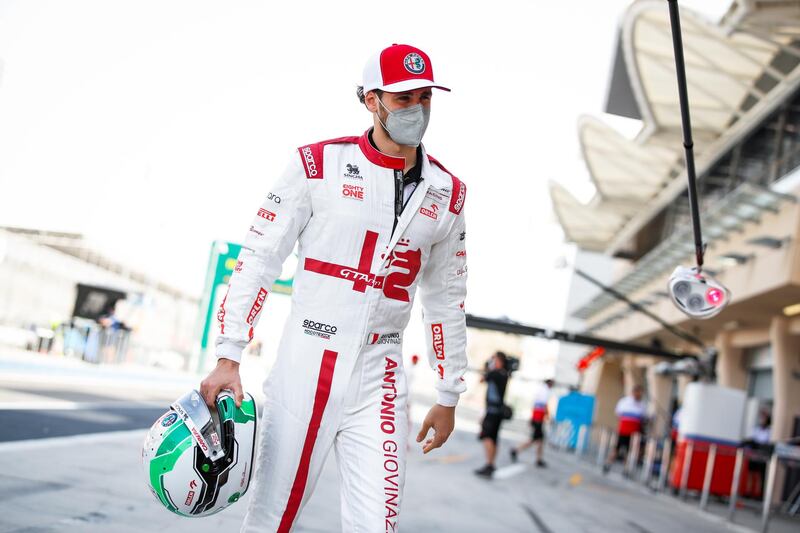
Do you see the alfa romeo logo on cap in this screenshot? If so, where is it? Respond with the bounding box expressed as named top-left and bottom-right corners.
top-left (403, 53), bottom-right (425, 74)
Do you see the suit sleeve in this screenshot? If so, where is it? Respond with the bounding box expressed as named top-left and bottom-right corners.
top-left (418, 205), bottom-right (468, 407)
top-left (215, 155), bottom-right (312, 363)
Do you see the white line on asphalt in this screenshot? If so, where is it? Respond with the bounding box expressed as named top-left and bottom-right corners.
top-left (0, 400), bottom-right (166, 410)
top-left (493, 463), bottom-right (527, 480)
top-left (0, 428), bottom-right (145, 452)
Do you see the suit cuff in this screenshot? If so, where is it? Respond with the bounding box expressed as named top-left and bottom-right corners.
top-left (436, 391), bottom-right (460, 407)
top-left (215, 341), bottom-right (244, 363)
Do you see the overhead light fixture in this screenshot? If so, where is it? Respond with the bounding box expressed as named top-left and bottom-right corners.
top-left (747, 236), bottom-right (789, 249)
top-left (783, 302), bottom-right (800, 317)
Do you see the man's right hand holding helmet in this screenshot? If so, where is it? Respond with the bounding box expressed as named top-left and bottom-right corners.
top-left (200, 358), bottom-right (245, 408)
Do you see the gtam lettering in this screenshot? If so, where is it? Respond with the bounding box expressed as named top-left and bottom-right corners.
top-left (340, 269), bottom-right (381, 287)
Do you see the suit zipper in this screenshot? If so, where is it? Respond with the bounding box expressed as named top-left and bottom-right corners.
top-left (392, 169), bottom-right (403, 237)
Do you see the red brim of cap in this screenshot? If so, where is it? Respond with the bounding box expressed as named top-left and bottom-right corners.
top-left (373, 78), bottom-right (451, 93)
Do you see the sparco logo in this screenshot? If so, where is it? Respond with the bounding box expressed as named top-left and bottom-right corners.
top-left (247, 288), bottom-right (268, 325)
top-left (301, 146), bottom-right (318, 177)
top-left (453, 185), bottom-right (465, 213)
top-left (303, 319), bottom-right (338, 339)
top-left (431, 323), bottom-right (445, 360)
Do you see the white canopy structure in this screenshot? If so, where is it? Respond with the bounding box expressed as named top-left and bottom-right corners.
top-left (552, 0), bottom-right (800, 253)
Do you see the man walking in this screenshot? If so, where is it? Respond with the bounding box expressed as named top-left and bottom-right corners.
top-left (200, 44), bottom-right (468, 532)
top-left (604, 384), bottom-right (646, 473)
top-left (510, 378), bottom-right (553, 467)
top-left (475, 351), bottom-right (510, 479)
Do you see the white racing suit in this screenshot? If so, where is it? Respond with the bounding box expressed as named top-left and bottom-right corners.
top-left (215, 130), bottom-right (468, 532)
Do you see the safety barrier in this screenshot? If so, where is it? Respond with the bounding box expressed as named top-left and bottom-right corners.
top-left (57, 321), bottom-right (131, 364)
top-left (545, 421), bottom-right (800, 532)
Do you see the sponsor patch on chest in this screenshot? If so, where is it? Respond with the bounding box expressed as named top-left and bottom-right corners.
top-left (342, 183), bottom-right (365, 200)
top-left (419, 202), bottom-right (440, 220)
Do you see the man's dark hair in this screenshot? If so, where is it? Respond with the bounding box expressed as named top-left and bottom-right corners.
top-left (494, 351), bottom-right (508, 370)
top-left (357, 85), bottom-right (383, 105)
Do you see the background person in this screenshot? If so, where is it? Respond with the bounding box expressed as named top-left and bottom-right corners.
top-left (475, 351), bottom-right (510, 479)
top-left (510, 378), bottom-right (553, 467)
top-left (604, 384), bottom-right (646, 473)
top-left (743, 410), bottom-right (773, 499)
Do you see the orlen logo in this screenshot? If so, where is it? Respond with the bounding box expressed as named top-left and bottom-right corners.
top-left (191, 427), bottom-right (208, 452)
top-left (185, 490), bottom-right (195, 506)
top-left (301, 146), bottom-right (318, 177)
top-left (257, 208), bottom-right (276, 222)
top-left (419, 204), bottom-right (438, 220)
top-left (342, 184), bottom-right (364, 200)
top-left (455, 250), bottom-right (466, 257)
top-left (431, 323), bottom-right (445, 360)
top-left (246, 288), bottom-right (268, 325)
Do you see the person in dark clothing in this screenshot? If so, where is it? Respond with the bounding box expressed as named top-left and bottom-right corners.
top-left (475, 351), bottom-right (509, 478)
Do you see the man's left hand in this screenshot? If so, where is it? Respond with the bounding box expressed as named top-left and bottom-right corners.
top-left (416, 404), bottom-right (455, 454)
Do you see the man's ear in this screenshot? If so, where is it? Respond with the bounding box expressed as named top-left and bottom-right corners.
top-left (364, 91), bottom-right (379, 113)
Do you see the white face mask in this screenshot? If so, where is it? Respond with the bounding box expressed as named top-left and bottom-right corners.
top-left (376, 97), bottom-right (430, 147)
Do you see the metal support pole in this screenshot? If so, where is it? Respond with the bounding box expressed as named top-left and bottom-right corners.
top-left (680, 441), bottom-right (694, 500)
top-left (641, 438), bottom-right (656, 484)
top-left (559, 422), bottom-right (570, 453)
top-left (658, 437), bottom-right (673, 492)
top-left (576, 425), bottom-right (587, 457)
top-left (761, 453), bottom-right (779, 533)
top-left (700, 444), bottom-right (717, 510)
top-left (667, 0), bottom-right (706, 268)
top-left (626, 433), bottom-right (642, 477)
top-left (597, 428), bottom-right (609, 466)
top-left (728, 447), bottom-right (744, 522)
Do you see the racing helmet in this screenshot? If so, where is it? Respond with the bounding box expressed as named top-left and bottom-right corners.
top-left (142, 389), bottom-right (257, 517)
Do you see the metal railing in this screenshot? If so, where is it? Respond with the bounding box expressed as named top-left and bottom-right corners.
top-left (545, 421), bottom-right (800, 532)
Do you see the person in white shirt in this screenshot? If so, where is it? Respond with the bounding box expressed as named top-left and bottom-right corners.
top-left (604, 384), bottom-right (646, 473)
